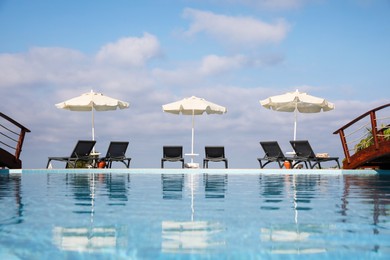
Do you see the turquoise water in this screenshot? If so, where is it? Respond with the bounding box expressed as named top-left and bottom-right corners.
top-left (0, 172), bottom-right (390, 259)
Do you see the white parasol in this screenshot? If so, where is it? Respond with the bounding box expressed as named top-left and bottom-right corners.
top-left (56, 90), bottom-right (129, 141)
top-left (260, 89), bottom-right (334, 140)
top-left (162, 96), bottom-right (227, 165)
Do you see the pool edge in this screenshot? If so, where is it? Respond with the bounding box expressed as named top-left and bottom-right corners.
top-left (1, 168), bottom-right (389, 175)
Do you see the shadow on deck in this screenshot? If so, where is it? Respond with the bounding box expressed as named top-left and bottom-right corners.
top-left (0, 113), bottom-right (30, 169)
top-left (334, 103), bottom-right (390, 169)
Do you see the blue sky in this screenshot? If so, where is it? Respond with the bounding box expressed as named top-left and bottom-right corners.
top-left (1, 0), bottom-right (389, 169)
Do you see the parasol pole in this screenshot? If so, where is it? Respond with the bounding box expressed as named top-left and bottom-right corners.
top-left (293, 97), bottom-right (298, 141)
top-left (91, 104), bottom-right (96, 153)
top-left (92, 106), bottom-right (95, 141)
top-left (293, 89), bottom-right (300, 141)
top-left (91, 89), bottom-right (96, 141)
top-left (191, 109), bottom-right (195, 163)
top-left (91, 90), bottom-right (96, 153)
top-left (293, 108), bottom-right (297, 141)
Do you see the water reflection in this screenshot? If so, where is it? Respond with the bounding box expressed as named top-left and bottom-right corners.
top-left (66, 173), bottom-right (130, 215)
top-left (293, 174), bottom-right (319, 211)
top-left (259, 175), bottom-right (285, 210)
top-left (53, 225), bottom-right (127, 253)
top-left (161, 174), bottom-right (184, 200)
top-left (342, 174), bottom-right (390, 234)
top-left (0, 174), bottom-right (23, 225)
top-left (203, 174), bottom-right (227, 199)
top-left (161, 174), bottom-right (226, 254)
top-left (260, 225), bottom-right (326, 254)
top-left (68, 174), bottom-right (93, 214)
top-left (2, 172), bottom-right (390, 257)
top-left (162, 221), bottom-right (225, 254)
top-left (53, 173), bottom-right (130, 253)
top-left (259, 174), bottom-right (328, 255)
top-left (259, 174), bottom-right (318, 214)
top-left (103, 173), bottom-right (130, 205)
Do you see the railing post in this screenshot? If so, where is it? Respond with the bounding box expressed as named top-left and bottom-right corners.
top-left (0, 113), bottom-right (30, 168)
top-left (15, 129), bottom-right (27, 159)
top-left (338, 129), bottom-right (350, 164)
top-left (370, 111), bottom-right (379, 149)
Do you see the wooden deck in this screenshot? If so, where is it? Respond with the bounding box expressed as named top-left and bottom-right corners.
top-left (333, 103), bottom-right (390, 169)
top-left (0, 113), bottom-right (30, 169)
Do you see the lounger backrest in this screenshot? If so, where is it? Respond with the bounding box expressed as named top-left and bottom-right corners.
top-left (290, 140), bottom-right (316, 158)
top-left (205, 146), bottom-right (225, 158)
top-left (70, 140), bottom-right (96, 158)
top-left (163, 146), bottom-right (183, 158)
top-left (260, 141), bottom-right (284, 158)
top-left (106, 141), bottom-right (129, 158)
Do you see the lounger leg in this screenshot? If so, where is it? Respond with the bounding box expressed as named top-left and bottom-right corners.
top-left (46, 159), bottom-right (52, 169)
top-left (277, 161), bottom-right (283, 168)
top-left (161, 160), bottom-right (164, 168)
top-left (258, 159), bottom-right (263, 168)
top-left (336, 159), bottom-right (340, 169)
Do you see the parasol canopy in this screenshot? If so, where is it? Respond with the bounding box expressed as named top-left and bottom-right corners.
top-left (260, 89), bottom-right (334, 140)
top-left (56, 90), bottom-right (129, 141)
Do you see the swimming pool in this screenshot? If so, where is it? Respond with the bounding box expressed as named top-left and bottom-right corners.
top-left (0, 170), bottom-right (389, 259)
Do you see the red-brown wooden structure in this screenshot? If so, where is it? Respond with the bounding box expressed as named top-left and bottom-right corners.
top-left (0, 113), bottom-right (31, 169)
top-left (333, 103), bottom-right (390, 169)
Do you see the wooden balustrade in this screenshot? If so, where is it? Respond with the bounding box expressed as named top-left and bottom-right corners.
top-left (333, 103), bottom-right (390, 169)
top-left (0, 113), bottom-right (31, 169)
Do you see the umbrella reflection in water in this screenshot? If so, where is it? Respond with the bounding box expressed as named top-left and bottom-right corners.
top-left (161, 174), bottom-right (225, 253)
top-left (53, 173), bottom-right (129, 252)
top-left (260, 174), bottom-right (326, 254)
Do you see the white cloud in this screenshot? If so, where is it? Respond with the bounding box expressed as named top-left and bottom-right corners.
top-left (0, 47), bottom-right (86, 87)
top-left (95, 33), bottom-right (161, 67)
top-left (183, 8), bottom-right (290, 47)
top-left (199, 54), bottom-right (249, 75)
top-left (153, 53), bottom-right (281, 87)
top-left (152, 54), bottom-right (248, 88)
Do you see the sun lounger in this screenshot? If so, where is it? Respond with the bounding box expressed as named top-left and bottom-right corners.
top-left (161, 146), bottom-right (185, 168)
top-left (99, 141), bottom-right (131, 168)
top-left (289, 140), bottom-right (340, 169)
top-left (203, 146), bottom-right (228, 168)
top-left (257, 141), bottom-right (294, 169)
top-left (46, 140), bottom-right (96, 168)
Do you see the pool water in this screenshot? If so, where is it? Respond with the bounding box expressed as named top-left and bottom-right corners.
top-left (0, 172), bottom-right (390, 259)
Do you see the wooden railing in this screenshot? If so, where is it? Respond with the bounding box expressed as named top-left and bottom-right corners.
top-left (0, 113), bottom-right (31, 169)
top-left (333, 103), bottom-right (390, 169)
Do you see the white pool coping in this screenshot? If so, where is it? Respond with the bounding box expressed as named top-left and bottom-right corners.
top-left (1, 168), bottom-right (389, 175)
